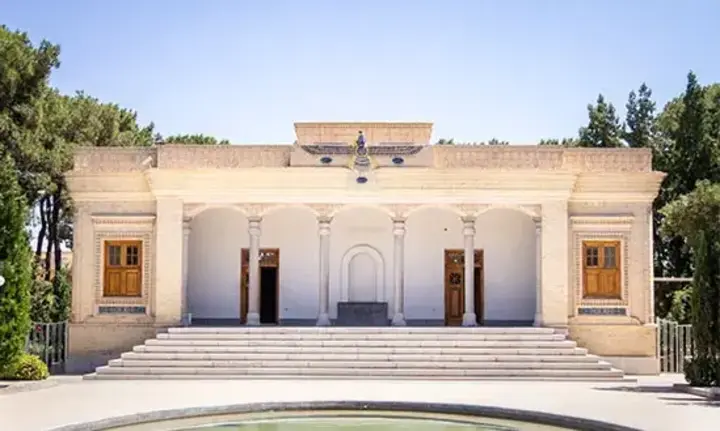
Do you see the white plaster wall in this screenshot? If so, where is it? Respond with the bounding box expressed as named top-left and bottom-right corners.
top-left (330, 207), bottom-right (393, 318)
top-left (475, 209), bottom-right (537, 322)
top-left (260, 207), bottom-right (319, 319)
top-left (187, 208), bottom-right (248, 319)
top-left (404, 208), bottom-right (537, 322)
top-left (185, 205), bottom-right (536, 323)
top-left (404, 208), bottom-right (464, 320)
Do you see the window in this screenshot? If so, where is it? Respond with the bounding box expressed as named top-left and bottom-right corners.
top-left (582, 240), bottom-right (621, 299)
top-left (103, 240), bottom-right (142, 297)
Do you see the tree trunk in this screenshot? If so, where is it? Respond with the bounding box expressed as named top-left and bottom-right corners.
top-left (35, 196), bottom-right (47, 261)
top-left (52, 186), bottom-right (63, 278)
top-left (44, 197), bottom-right (55, 282)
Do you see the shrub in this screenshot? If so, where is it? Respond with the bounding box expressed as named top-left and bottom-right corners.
top-left (0, 353), bottom-right (49, 381)
top-left (684, 356), bottom-right (720, 387)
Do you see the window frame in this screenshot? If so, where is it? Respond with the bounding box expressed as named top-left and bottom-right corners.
top-left (581, 240), bottom-right (622, 300)
top-left (103, 239), bottom-right (143, 298)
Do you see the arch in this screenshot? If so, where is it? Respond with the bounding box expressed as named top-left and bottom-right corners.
top-left (185, 204), bottom-right (247, 220)
top-left (405, 204), bottom-right (465, 218)
top-left (340, 244), bottom-right (385, 302)
top-left (261, 203), bottom-right (317, 217)
top-left (476, 204), bottom-right (539, 219)
top-left (331, 204), bottom-right (394, 218)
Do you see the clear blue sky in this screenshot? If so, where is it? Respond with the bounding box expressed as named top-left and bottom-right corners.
top-left (3, 0), bottom-right (719, 144)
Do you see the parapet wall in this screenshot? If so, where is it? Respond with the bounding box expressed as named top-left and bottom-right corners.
top-left (72, 145), bottom-right (653, 173)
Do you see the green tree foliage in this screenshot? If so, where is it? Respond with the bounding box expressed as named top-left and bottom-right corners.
top-left (624, 83), bottom-right (657, 148)
top-left (435, 138), bottom-right (455, 145)
top-left (578, 94), bottom-right (625, 147)
top-left (661, 180), bottom-right (720, 385)
top-left (0, 151), bottom-right (33, 371)
top-left (538, 138), bottom-right (578, 146)
top-left (653, 75), bottom-right (720, 318)
top-left (163, 134), bottom-right (230, 145)
top-left (578, 94), bottom-right (625, 148)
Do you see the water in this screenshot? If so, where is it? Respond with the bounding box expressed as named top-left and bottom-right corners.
top-left (162, 412), bottom-right (568, 431)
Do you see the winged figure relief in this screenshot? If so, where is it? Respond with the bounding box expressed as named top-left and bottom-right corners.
top-left (300, 131), bottom-right (423, 175)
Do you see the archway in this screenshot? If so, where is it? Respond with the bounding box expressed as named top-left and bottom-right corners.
top-left (186, 207), bottom-right (248, 321)
top-left (475, 207), bottom-right (537, 325)
top-left (405, 206), bottom-right (464, 324)
top-left (340, 244), bottom-right (385, 302)
top-left (330, 206), bottom-right (392, 318)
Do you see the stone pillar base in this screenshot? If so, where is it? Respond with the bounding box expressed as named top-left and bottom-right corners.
top-left (391, 313), bottom-right (407, 326)
top-left (245, 312), bottom-right (260, 326)
top-left (316, 313), bottom-right (331, 326)
top-left (462, 313), bottom-right (478, 327)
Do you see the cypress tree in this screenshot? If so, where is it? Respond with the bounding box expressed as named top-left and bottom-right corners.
top-left (0, 150), bottom-right (33, 371)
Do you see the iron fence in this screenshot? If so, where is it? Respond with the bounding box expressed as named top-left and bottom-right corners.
top-left (657, 317), bottom-right (693, 373)
top-left (26, 321), bottom-right (68, 374)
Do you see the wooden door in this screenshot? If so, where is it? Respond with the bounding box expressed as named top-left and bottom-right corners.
top-left (582, 241), bottom-right (621, 299)
top-left (240, 248), bottom-right (280, 323)
top-left (103, 240), bottom-right (142, 297)
top-left (444, 249), bottom-right (484, 326)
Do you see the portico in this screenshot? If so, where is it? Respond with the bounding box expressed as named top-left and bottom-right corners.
top-left (65, 121), bottom-right (665, 374)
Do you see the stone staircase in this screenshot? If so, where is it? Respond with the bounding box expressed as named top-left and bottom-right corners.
top-left (84, 326), bottom-right (626, 380)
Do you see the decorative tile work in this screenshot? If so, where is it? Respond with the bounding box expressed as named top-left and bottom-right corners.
top-left (572, 228), bottom-right (630, 307)
top-left (92, 216), bottom-right (154, 307)
top-left (98, 305), bottom-right (147, 314)
top-left (578, 307), bottom-right (627, 316)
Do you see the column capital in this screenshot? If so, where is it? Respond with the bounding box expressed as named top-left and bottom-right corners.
top-left (462, 216), bottom-right (476, 236)
top-left (461, 215), bottom-right (476, 224)
top-left (393, 218), bottom-right (406, 236)
top-left (318, 218), bottom-right (332, 236)
top-left (248, 216), bottom-right (262, 236)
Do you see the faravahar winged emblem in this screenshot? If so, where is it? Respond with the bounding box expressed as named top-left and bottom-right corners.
top-left (300, 131), bottom-right (422, 182)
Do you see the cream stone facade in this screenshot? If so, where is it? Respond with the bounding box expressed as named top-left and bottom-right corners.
top-left (65, 122), bottom-right (664, 374)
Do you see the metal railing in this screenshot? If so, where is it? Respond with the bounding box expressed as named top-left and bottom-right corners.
top-left (26, 321), bottom-right (68, 374)
top-left (657, 317), bottom-right (693, 373)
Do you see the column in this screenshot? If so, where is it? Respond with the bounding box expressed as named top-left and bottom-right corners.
top-left (316, 216), bottom-right (332, 326)
top-left (462, 216), bottom-right (477, 326)
top-left (154, 197), bottom-right (184, 323)
top-left (540, 200), bottom-right (569, 327)
top-left (246, 216), bottom-right (261, 326)
top-left (391, 217), bottom-right (407, 326)
top-left (181, 219), bottom-right (191, 319)
top-left (533, 219), bottom-right (543, 326)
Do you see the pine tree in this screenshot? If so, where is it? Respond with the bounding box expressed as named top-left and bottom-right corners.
top-left (578, 94), bottom-right (624, 147)
top-left (0, 150), bottom-right (33, 371)
top-left (624, 83), bottom-right (657, 148)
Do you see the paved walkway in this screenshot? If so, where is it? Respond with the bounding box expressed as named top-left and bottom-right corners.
top-left (0, 375), bottom-right (717, 430)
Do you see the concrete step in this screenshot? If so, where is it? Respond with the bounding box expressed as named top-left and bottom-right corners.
top-left (84, 373), bottom-right (631, 382)
top-left (86, 326), bottom-right (622, 381)
top-left (120, 352), bottom-right (601, 362)
top-left (167, 327), bottom-right (558, 335)
top-left (132, 345), bottom-right (590, 355)
top-left (158, 332), bottom-right (568, 341)
top-left (108, 358), bottom-right (613, 370)
top-left (93, 365), bottom-right (624, 378)
top-left (144, 339), bottom-right (578, 348)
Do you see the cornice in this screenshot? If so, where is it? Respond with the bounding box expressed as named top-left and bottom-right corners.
top-left (570, 215), bottom-right (634, 231)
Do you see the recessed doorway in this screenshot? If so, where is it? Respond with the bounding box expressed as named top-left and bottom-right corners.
top-left (240, 248), bottom-right (279, 324)
top-left (444, 249), bottom-right (484, 326)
